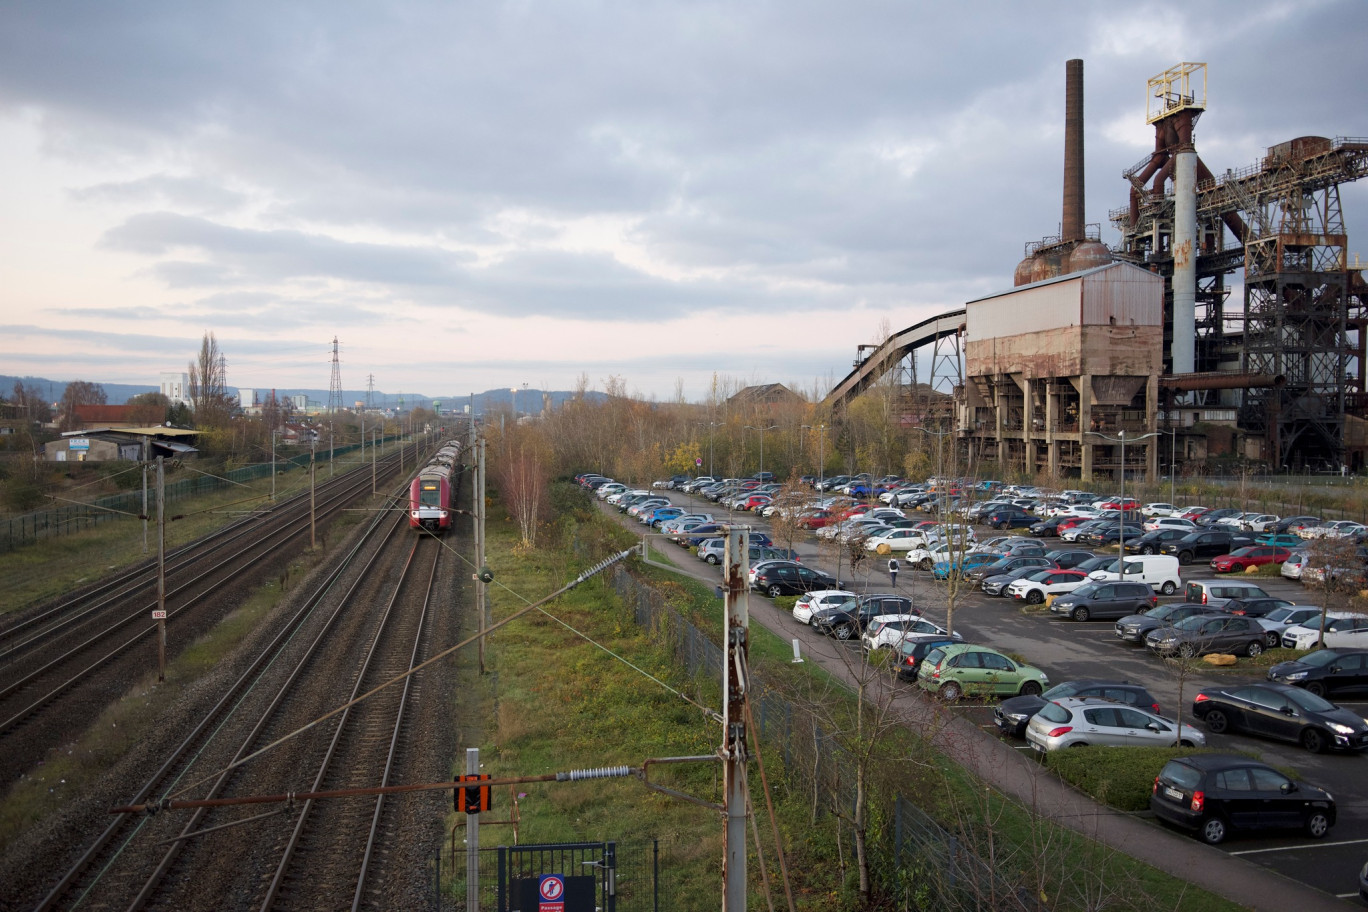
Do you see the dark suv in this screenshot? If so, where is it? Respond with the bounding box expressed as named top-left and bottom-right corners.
top-left (984, 508), bottom-right (1037, 530)
top-left (1049, 581), bottom-right (1157, 621)
top-left (994, 679), bottom-right (1161, 738)
top-left (1150, 754), bottom-right (1334, 845)
top-left (1159, 530), bottom-right (1254, 565)
top-left (750, 562), bottom-right (840, 598)
top-left (811, 595), bottom-right (917, 638)
top-left (967, 555), bottom-right (1054, 582)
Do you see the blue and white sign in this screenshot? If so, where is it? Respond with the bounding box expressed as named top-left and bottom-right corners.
top-left (538, 874), bottom-right (565, 912)
top-left (68, 438), bottom-right (90, 451)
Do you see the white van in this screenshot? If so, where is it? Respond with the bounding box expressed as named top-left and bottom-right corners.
top-left (1087, 554), bottom-right (1182, 595)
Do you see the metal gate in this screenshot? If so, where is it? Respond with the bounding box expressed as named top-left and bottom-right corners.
top-left (493, 840), bottom-right (658, 912)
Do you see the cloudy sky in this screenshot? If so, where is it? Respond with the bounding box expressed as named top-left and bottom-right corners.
top-left (3, 0), bottom-right (1366, 402)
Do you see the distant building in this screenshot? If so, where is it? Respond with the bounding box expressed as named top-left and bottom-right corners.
top-left (44, 426), bottom-right (199, 462)
top-left (160, 371), bottom-right (191, 407)
top-left (290, 394), bottom-right (308, 411)
top-left (727, 383), bottom-right (804, 410)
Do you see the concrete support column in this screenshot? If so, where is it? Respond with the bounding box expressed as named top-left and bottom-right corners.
top-left (1022, 376), bottom-right (1035, 475)
top-left (1046, 383), bottom-right (1060, 477)
top-left (1145, 373), bottom-right (1160, 483)
top-left (1079, 374), bottom-right (1094, 481)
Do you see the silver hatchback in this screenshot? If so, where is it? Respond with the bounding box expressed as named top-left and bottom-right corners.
top-left (1025, 698), bottom-right (1205, 751)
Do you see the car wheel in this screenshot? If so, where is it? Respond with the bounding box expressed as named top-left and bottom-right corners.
top-left (1301, 728), bottom-right (1327, 754)
top-left (1160, 581), bottom-right (1176, 595)
top-left (1067, 741), bottom-right (1089, 748)
top-left (919, 558), bottom-right (932, 571)
top-left (1245, 640), bottom-right (1263, 658)
top-left (1178, 551), bottom-right (1193, 565)
top-left (1265, 630), bottom-right (1281, 648)
top-left (706, 554), bottom-right (719, 565)
top-left (1141, 545), bottom-right (1155, 555)
top-left (1179, 739), bottom-right (1196, 748)
top-left (1178, 643), bottom-right (1198, 659)
top-left (1071, 606), bottom-right (1090, 622)
top-left (767, 585), bottom-right (783, 598)
top-left (1304, 681), bottom-right (1327, 697)
top-left (1200, 815), bottom-right (1228, 845)
top-left (1019, 680), bottom-right (1042, 696)
top-left (836, 624), bottom-right (854, 641)
top-left (998, 521), bottom-right (1009, 530)
top-left (938, 681), bottom-right (963, 703)
top-left (1204, 709), bottom-right (1229, 734)
top-left (1305, 810), bottom-right (1331, 839)
top-left (1027, 590), bottom-right (1044, 605)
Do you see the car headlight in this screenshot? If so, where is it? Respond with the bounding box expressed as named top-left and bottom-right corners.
top-left (1005, 712), bottom-right (1029, 723)
top-left (1283, 671), bottom-right (1308, 680)
top-left (1328, 723), bottom-right (1357, 735)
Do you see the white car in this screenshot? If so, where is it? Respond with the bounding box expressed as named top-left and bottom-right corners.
top-left (1299, 520), bottom-right (1364, 540)
top-left (1026, 698), bottom-right (1204, 751)
top-left (1140, 503), bottom-right (1178, 517)
top-left (864, 528), bottom-right (936, 554)
top-left (1239, 514), bottom-right (1281, 533)
top-left (792, 590), bottom-right (855, 624)
top-left (905, 541), bottom-right (956, 569)
top-left (1005, 569), bottom-right (1091, 604)
top-left (595, 483), bottom-right (628, 500)
top-left (860, 615), bottom-right (958, 651)
top-left (1143, 517), bottom-right (1196, 533)
top-left (1280, 614), bottom-right (1368, 650)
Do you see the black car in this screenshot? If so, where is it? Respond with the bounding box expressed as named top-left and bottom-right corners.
top-left (1079, 523), bottom-right (1145, 546)
top-left (1159, 530), bottom-right (1254, 565)
top-left (1042, 549), bottom-right (1096, 570)
top-left (967, 555), bottom-right (1055, 582)
top-left (1151, 754), bottom-right (1335, 845)
top-left (1267, 649), bottom-right (1368, 698)
top-left (1049, 581), bottom-right (1157, 621)
top-left (994, 679), bottom-right (1162, 738)
top-left (1193, 682), bottom-right (1368, 752)
top-left (1273, 514), bottom-right (1321, 534)
top-left (1113, 602), bottom-right (1221, 644)
top-left (750, 562), bottom-right (840, 597)
top-left (1124, 528), bottom-right (1192, 554)
top-left (812, 594), bottom-right (918, 639)
top-left (1028, 517), bottom-right (1065, 537)
top-left (893, 636), bottom-right (958, 681)
top-left (1219, 596), bottom-right (1293, 618)
top-left (981, 566), bottom-right (1053, 597)
top-left (1195, 508), bottom-right (1243, 527)
top-left (985, 508), bottom-right (1038, 530)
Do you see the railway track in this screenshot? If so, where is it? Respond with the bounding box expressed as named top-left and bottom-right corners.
top-left (25, 473), bottom-right (462, 911)
top-left (0, 442), bottom-right (424, 787)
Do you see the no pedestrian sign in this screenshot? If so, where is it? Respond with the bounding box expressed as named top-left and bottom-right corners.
top-left (538, 874), bottom-right (565, 912)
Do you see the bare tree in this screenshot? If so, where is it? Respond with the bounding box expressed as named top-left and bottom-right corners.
top-left (187, 332), bottom-right (237, 428)
top-left (492, 423), bottom-right (551, 549)
top-left (1303, 535), bottom-right (1365, 647)
top-left (57, 380), bottom-right (107, 432)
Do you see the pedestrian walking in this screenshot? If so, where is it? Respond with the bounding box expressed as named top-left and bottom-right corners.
top-left (887, 557), bottom-right (899, 589)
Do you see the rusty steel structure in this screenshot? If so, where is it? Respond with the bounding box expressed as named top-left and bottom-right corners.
top-left (1110, 61), bottom-right (1368, 469)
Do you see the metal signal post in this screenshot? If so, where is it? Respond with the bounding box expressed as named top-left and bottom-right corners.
top-left (721, 527), bottom-right (750, 910)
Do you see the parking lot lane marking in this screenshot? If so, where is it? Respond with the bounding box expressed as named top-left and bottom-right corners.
top-left (1228, 836), bottom-right (1368, 855)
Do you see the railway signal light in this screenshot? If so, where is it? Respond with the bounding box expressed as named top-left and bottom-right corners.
top-left (455, 773), bottom-right (491, 813)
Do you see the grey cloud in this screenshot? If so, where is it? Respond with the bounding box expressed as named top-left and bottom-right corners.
top-left (69, 174), bottom-right (246, 213)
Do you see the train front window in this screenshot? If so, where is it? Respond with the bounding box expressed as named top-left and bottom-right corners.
top-left (419, 483), bottom-right (442, 506)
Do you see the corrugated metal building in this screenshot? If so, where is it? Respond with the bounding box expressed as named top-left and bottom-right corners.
top-left (962, 262), bottom-right (1164, 481)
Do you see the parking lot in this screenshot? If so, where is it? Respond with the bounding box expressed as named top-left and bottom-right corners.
top-left (620, 486), bottom-right (1368, 904)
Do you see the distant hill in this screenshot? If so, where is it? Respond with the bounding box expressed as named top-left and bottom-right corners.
top-left (0, 375), bottom-right (604, 413)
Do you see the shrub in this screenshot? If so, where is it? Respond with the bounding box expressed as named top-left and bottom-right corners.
top-left (1044, 746), bottom-right (1211, 811)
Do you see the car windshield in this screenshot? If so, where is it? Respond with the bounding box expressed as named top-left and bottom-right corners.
top-left (1229, 548), bottom-right (1255, 557)
top-left (1076, 557), bottom-right (1111, 573)
top-left (1070, 583), bottom-right (1101, 598)
top-left (1037, 702), bottom-right (1071, 723)
top-left (1042, 681), bottom-right (1084, 699)
top-left (1265, 607), bottom-right (1304, 623)
top-left (1172, 614), bottom-right (1209, 631)
top-left (1024, 569), bottom-right (1055, 582)
top-left (1286, 688), bottom-right (1338, 713)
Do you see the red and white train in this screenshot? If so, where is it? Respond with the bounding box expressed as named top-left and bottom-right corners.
top-left (409, 440), bottom-right (464, 532)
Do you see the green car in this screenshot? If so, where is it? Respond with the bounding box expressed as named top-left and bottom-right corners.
top-left (916, 644), bottom-right (1049, 703)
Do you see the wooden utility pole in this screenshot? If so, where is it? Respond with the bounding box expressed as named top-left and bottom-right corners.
top-left (155, 456), bottom-right (167, 683)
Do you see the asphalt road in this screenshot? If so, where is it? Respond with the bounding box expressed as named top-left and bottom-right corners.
top-left (635, 490), bottom-right (1368, 905)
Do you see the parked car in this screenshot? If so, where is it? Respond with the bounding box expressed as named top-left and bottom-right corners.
top-left (994, 679), bottom-right (1162, 738)
top-left (1026, 697), bottom-right (1204, 751)
top-left (1183, 579), bottom-right (1269, 608)
top-left (1255, 532), bottom-right (1304, 549)
top-left (1005, 568), bottom-right (1091, 604)
top-left (930, 550), bottom-right (1001, 579)
top-left (859, 614), bottom-right (957, 649)
top-left (1195, 508), bottom-right (1242, 527)
top-left (1160, 530), bottom-right (1255, 565)
top-left (1267, 649), bottom-right (1368, 698)
top-left (1255, 605), bottom-right (1332, 648)
top-left (1140, 502), bottom-right (1179, 517)
top-left (1280, 614), bottom-right (1368, 651)
top-left (915, 644), bottom-right (1048, 703)
top-left (984, 507), bottom-right (1038, 530)
top-left (1193, 682), bottom-right (1368, 752)
top-left (1142, 516), bottom-right (1197, 533)
top-left (892, 636), bottom-right (959, 681)
top-left (791, 590), bottom-right (854, 624)
top-left (1150, 754), bottom-right (1335, 845)
top-left (1271, 515), bottom-right (1320, 535)
top-left (967, 555), bottom-right (1054, 582)
top-left (1041, 549), bottom-right (1096, 570)
top-left (750, 562), bottom-right (841, 598)
top-left (1281, 550), bottom-right (1311, 580)
top-left (1113, 602), bottom-right (1221, 645)
top-left (1210, 546), bottom-right (1291, 573)
top-left (1049, 581), bottom-right (1158, 621)
top-left (814, 595), bottom-right (920, 640)
top-left (1144, 614), bottom-right (1269, 658)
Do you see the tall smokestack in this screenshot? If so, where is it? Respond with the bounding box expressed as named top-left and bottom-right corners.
top-left (1062, 59), bottom-right (1085, 242)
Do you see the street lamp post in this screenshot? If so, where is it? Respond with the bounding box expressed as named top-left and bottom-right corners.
top-left (744, 425), bottom-right (777, 479)
top-left (802, 424), bottom-right (828, 490)
top-left (698, 421), bottom-right (720, 478)
top-left (1086, 429), bottom-right (1162, 564)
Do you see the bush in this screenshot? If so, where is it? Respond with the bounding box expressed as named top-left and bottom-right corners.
top-left (1044, 746), bottom-right (1211, 811)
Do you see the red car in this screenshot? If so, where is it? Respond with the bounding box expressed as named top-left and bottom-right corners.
top-left (836, 504), bottom-right (873, 521)
top-left (797, 510), bottom-right (834, 529)
top-left (741, 494), bottom-right (771, 512)
top-left (1210, 546), bottom-right (1291, 573)
top-left (1097, 498), bottom-right (1139, 511)
top-left (1178, 506), bottom-right (1211, 521)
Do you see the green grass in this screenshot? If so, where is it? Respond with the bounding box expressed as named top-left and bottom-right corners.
top-left (460, 484), bottom-right (1246, 911)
